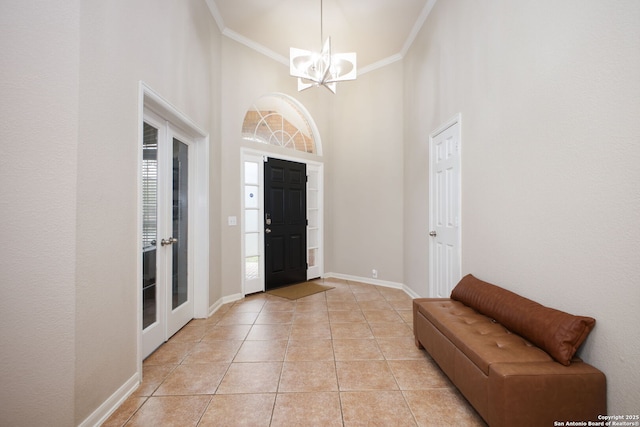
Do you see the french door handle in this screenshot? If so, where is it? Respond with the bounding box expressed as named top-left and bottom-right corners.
top-left (161, 237), bottom-right (178, 246)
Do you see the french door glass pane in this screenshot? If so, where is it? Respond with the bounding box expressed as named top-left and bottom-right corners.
top-left (142, 123), bottom-right (158, 329)
top-left (172, 138), bottom-right (189, 309)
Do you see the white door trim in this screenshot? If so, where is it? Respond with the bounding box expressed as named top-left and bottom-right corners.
top-left (137, 82), bottom-right (209, 370)
top-left (429, 113), bottom-right (462, 298)
top-left (240, 148), bottom-right (324, 296)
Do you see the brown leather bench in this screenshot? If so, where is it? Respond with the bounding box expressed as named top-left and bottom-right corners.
top-left (413, 274), bottom-right (606, 427)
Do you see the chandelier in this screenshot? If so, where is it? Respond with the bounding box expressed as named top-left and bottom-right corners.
top-left (289, 0), bottom-right (357, 94)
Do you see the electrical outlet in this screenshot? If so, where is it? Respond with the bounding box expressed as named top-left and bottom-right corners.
top-left (372, 269), bottom-right (378, 279)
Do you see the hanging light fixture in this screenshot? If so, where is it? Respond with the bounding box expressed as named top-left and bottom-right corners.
top-left (289, 0), bottom-right (357, 94)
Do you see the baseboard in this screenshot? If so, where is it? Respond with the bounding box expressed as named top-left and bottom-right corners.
top-left (78, 372), bottom-right (140, 427)
top-left (323, 272), bottom-right (403, 289)
top-left (402, 284), bottom-right (421, 299)
top-left (208, 293), bottom-right (243, 317)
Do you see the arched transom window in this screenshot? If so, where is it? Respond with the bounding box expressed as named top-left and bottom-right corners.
top-left (241, 94), bottom-right (320, 155)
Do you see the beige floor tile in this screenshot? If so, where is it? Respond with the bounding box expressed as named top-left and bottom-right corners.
top-left (378, 288), bottom-right (413, 301)
top-left (357, 299), bottom-right (393, 311)
top-left (216, 311), bottom-right (259, 325)
top-left (101, 395), bottom-right (146, 427)
top-left (198, 393), bottom-right (275, 427)
top-left (133, 364), bottom-right (177, 397)
top-left (278, 361), bottom-right (338, 392)
top-left (228, 299), bottom-right (267, 313)
top-left (289, 322), bottom-right (331, 340)
top-left (397, 309), bottom-right (414, 323)
top-left (326, 290), bottom-right (357, 301)
top-left (216, 362), bottom-right (282, 394)
top-left (182, 340), bottom-right (242, 364)
top-left (329, 310), bottom-right (366, 323)
top-left (233, 339), bottom-right (288, 362)
top-left (377, 337), bottom-right (430, 360)
top-left (341, 391), bottom-right (417, 427)
top-left (336, 360), bottom-right (398, 391)
top-left (170, 323), bottom-right (206, 342)
top-left (348, 282), bottom-right (377, 292)
top-left (292, 310), bottom-right (329, 324)
top-left (285, 339), bottom-right (335, 361)
top-left (143, 341), bottom-right (194, 366)
top-left (369, 322), bottom-right (414, 338)
top-left (388, 299), bottom-right (414, 310)
top-left (255, 310), bottom-right (295, 324)
top-left (326, 299), bottom-right (360, 311)
top-left (153, 363), bottom-right (228, 395)
top-left (125, 395), bottom-right (210, 427)
top-left (388, 359), bottom-right (452, 390)
top-left (202, 324), bottom-right (251, 341)
top-left (294, 301), bottom-right (328, 312)
top-left (262, 299), bottom-right (296, 312)
top-left (271, 392), bottom-right (342, 427)
top-left (333, 339), bottom-right (384, 361)
top-left (246, 324), bottom-right (292, 341)
top-left (330, 322), bottom-right (374, 339)
top-left (363, 309), bottom-right (404, 323)
top-left (403, 389), bottom-right (487, 427)
top-left (353, 291), bottom-right (385, 302)
top-left (110, 285), bottom-right (490, 425)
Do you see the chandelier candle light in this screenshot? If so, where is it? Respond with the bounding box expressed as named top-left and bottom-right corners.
top-left (289, 0), bottom-right (357, 93)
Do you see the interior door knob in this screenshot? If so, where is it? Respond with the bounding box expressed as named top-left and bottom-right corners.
top-left (161, 237), bottom-right (178, 246)
top-left (429, 231), bottom-right (437, 237)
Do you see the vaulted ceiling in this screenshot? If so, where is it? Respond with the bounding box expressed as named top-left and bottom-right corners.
top-left (206, 0), bottom-right (436, 73)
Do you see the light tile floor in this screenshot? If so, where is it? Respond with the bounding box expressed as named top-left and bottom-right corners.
top-left (103, 278), bottom-right (486, 426)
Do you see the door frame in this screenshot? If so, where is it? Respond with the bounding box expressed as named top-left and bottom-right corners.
top-left (137, 82), bottom-right (209, 369)
top-left (428, 113), bottom-right (462, 298)
top-left (241, 148), bottom-right (324, 296)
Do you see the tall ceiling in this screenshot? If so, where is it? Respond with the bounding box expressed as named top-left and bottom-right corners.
top-left (206, 0), bottom-right (436, 73)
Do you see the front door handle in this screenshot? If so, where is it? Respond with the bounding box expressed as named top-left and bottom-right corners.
top-left (161, 237), bottom-right (178, 246)
top-left (265, 228), bottom-right (272, 234)
top-left (429, 231), bottom-right (437, 237)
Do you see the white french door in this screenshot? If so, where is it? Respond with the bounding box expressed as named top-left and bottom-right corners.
top-left (429, 115), bottom-right (462, 298)
top-left (142, 110), bottom-right (194, 359)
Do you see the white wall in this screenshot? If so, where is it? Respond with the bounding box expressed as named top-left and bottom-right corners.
top-left (2, 0), bottom-right (220, 425)
top-left (219, 39), bottom-right (328, 297)
top-left (403, 0), bottom-right (640, 414)
top-left (0, 1), bottom-right (79, 425)
top-left (218, 39), bottom-right (405, 290)
top-left (75, 0), bottom-right (219, 423)
top-left (326, 62), bottom-right (405, 284)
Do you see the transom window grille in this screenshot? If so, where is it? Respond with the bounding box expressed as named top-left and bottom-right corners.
top-left (242, 94), bottom-right (318, 154)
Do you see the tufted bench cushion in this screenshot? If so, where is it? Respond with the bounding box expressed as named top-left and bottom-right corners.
top-left (415, 299), bottom-right (552, 375)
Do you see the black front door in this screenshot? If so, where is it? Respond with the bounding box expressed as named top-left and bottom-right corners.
top-left (264, 158), bottom-right (307, 290)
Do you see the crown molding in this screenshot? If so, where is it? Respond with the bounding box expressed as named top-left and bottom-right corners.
top-left (401, 0), bottom-right (437, 57)
top-left (222, 28), bottom-right (289, 66)
top-left (207, 0), bottom-right (437, 73)
top-left (204, 0), bottom-right (225, 32)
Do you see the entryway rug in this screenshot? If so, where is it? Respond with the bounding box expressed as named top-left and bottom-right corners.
top-left (266, 281), bottom-right (335, 300)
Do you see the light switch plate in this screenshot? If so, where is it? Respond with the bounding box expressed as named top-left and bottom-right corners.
top-left (228, 216), bottom-right (237, 226)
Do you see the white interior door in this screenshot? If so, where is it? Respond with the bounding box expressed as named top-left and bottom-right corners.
top-left (429, 116), bottom-right (462, 298)
top-left (142, 111), bottom-right (194, 358)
